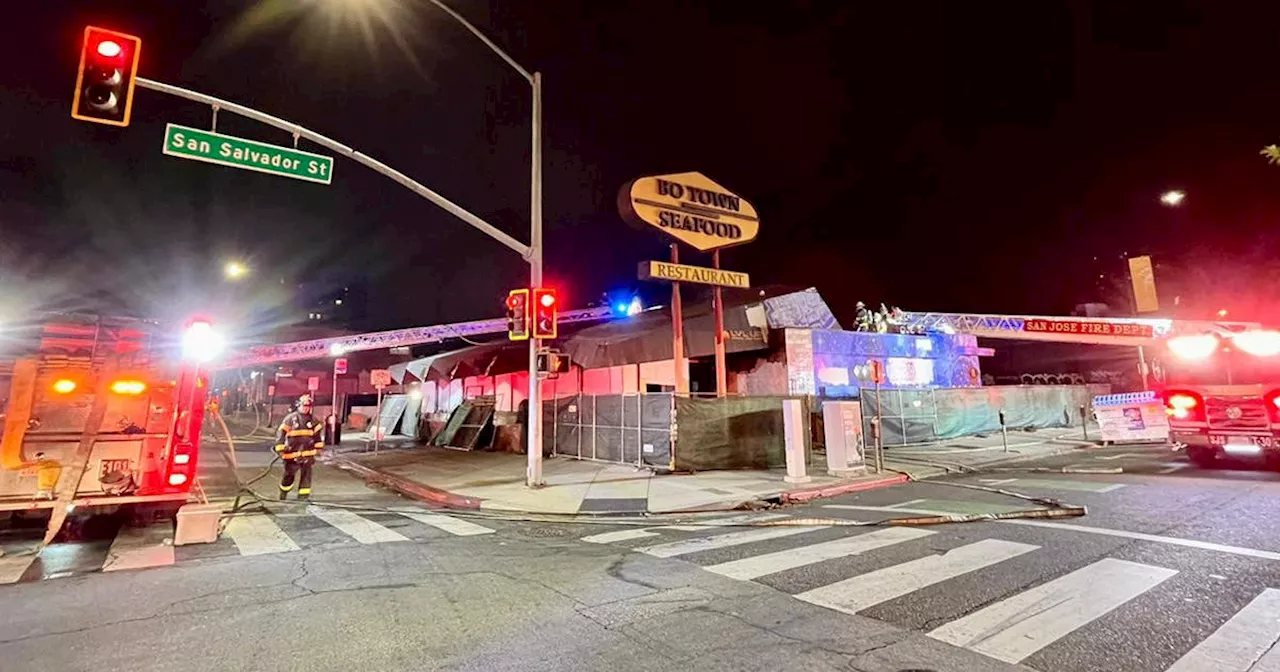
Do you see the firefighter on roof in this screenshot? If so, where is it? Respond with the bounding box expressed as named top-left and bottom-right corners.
top-left (275, 394), bottom-right (324, 500)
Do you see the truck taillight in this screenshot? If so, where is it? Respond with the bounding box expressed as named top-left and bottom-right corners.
top-left (168, 473), bottom-right (187, 486)
top-left (110, 379), bottom-right (147, 395)
top-left (52, 379), bottom-right (77, 394)
top-left (1163, 390), bottom-right (1204, 421)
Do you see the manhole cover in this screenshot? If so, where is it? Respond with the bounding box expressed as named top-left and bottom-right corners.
top-left (520, 526), bottom-right (570, 538)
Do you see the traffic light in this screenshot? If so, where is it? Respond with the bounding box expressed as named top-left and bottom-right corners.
top-left (532, 288), bottom-right (558, 339)
top-left (72, 26), bottom-right (142, 127)
top-left (506, 289), bottom-right (530, 341)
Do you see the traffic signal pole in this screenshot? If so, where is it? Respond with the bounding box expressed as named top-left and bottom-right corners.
top-left (528, 71), bottom-right (545, 487)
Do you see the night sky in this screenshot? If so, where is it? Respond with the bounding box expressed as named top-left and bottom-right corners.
top-left (4, 1), bottom-right (1280, 339)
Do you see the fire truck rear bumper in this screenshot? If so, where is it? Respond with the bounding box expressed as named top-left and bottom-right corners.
top-left (1172, 431), bottom-right (1280, 458)
top-left (0, 492), bottom-right (189, 513)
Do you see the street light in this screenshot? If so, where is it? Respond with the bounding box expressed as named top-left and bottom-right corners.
top-left (1160, 190), bottom-right (1185, 207)
top-left (224, 261), bottom-right (249, 280)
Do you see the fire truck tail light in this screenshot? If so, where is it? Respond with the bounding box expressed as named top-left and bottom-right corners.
top-left (172, 453), bottom-right (191, 465)
top-left (1167, 334), bottom-right (1219, 360)
top-left (1233, 330), bottom-right (1280, 357)
top-left (1163, 391), bottom-right (1204, 421)
top-left (168, 473), bottom-right (188, 486)
top-left (52, 379), bottom-right (77, 394)
top-left (110, 379), bottom-right (147, 395)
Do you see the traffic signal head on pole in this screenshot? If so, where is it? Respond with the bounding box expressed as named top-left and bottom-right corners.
top-left (532, 288), bottom-right (558, 339)
top-left (506, 289), bottom-right (530, 341)
top-left (72, 26), bottom-right (142, 127)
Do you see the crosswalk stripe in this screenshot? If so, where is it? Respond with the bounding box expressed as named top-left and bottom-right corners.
top-left (307, 506), bottom-right (409, 544)
top-left (929, 558), bottom-right (1177, 664)
top-left (102, 524), bottom-right (175, 572)
top-left (393, 510), bottom-right (495, 536)
top-left (705, 527), bottom-right (935, 581)
top-left (223, 514), bottom-right (301, 556)
top-left (1165, 588), bottom-right (1280, 672)
top-left (634, 525), bottom-right (826, 559)
top-left (582, 529), bottom-right (660, 544)
top-left (795, 539), bottom-right (1038, 615)
top-left (0, 551), bottom-right (38, 584)
top-left (827, 504), bottom-right (1280, 561)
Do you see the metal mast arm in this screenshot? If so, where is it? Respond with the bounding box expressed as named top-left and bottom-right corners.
top-left (135, 77), bottom-right (531, 260)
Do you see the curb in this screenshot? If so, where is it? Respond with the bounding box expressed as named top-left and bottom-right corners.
top-left (781, 472), bottom-right (910, 504)
top-left (328, 457), bottom-right (483, 510)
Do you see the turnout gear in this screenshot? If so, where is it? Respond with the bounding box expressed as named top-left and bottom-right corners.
top-left (275, 397), bottom-right (324, 499)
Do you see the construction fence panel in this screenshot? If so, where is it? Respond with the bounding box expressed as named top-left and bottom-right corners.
top-left (544, 393), bottom-right (672, 467)
top-left (673, 396), bottom-right (810, 472)
top-left (860, 384), bottom-right (1101, 447)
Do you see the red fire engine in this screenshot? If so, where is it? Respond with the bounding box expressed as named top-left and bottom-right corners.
top-left (1159, 329), bottom-right (1280, 467)
top-left (0, 314), bottom-right (223, 543)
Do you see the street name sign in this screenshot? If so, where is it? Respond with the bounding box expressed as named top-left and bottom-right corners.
top-left (162, 123), bottom-right (334, 185)
top-left (638, 260), bottom-right (750, 288)
top-left (618, 172), bottom-right (759, 251)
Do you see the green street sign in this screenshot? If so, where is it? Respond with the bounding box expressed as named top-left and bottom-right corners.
top-left (162, 123), bottom-right (334, 185)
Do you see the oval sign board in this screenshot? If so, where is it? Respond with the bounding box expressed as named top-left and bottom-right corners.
top-left (618, 172), bottom-right (759, 251)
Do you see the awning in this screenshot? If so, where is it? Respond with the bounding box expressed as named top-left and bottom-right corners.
top-left (390, 341), bottom-right (524, 383)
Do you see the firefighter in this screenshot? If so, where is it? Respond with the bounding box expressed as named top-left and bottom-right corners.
top-left (275, 394), bottom-right (324, 500)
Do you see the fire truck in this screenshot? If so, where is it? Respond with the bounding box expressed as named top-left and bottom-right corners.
top-left (1158, 328), bottom-right (1280, 467)
top-left (0, 314), bottom-right (223, 543)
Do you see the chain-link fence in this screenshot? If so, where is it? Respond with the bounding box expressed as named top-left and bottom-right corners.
top-left (543, 393), bottom-right (673, 467)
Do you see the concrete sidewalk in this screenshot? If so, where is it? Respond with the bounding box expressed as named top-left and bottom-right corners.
top-left (325, 445), bottom-right (907, 515)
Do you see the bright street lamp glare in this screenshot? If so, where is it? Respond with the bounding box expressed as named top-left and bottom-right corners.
top-left (224, 261), bottom-right (248, 279)
top-left (1160, 190), bottom-right (1186, 207)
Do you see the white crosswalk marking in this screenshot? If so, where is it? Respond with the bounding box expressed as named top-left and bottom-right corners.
top-left (102, 524), bottom-right (175, 572)
top-left (930, 558), bottom-right (1177, 664)
top-left (307, 506), bottom-right (409, 544)
top-left (0, 551), bottom-right (37, 584)
top-left (795, 539), bottom-right (1038, 615)
top-left (1165, 588), bottom-right (1280, 672)
top-left (224, 514), bottom-right (301, 556)
top-left (634, 524), bottom-right (826, 559)
top-left (705, 527), bottom-right (935, 581)
top-left (393, 509), bottom-right (495, 536)
top-left (582, 529), bottom-right (660, 544)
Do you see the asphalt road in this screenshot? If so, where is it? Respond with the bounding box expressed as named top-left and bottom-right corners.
top-left (2, 440), bottom-right (1279, 671)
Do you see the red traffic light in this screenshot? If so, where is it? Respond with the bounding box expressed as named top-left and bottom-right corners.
top-left (96, 40), bottom-right (123, 58)
top-left (532, 288), bottom-right (558, 339)
top-left (506, 289), bottom-right (530, 341)
top-left (72, 26), bottom-right (142, 127)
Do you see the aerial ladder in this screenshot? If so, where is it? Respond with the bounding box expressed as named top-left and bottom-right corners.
top-left (220, 306), bottom-right (617, 369)
top-left (896, 311), bottom-right (1261, 347)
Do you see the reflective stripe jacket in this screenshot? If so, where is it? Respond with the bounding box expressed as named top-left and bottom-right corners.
top-left (275, 411), bottom-right (325, 459)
